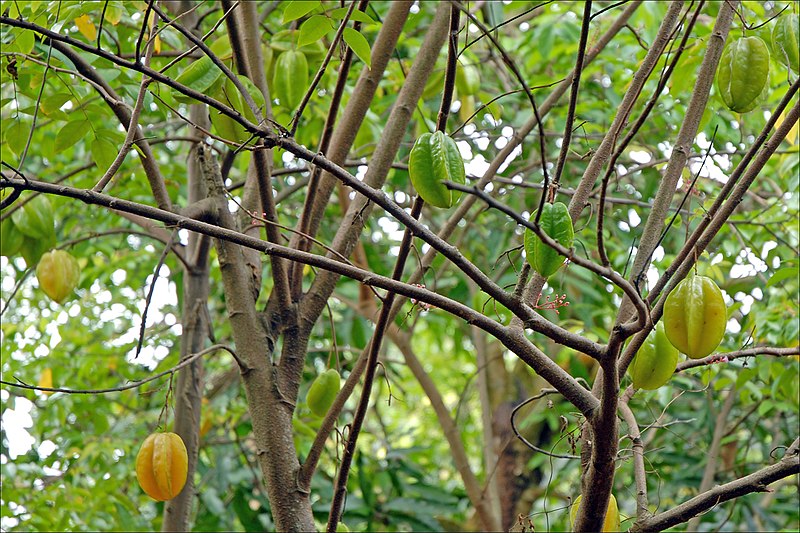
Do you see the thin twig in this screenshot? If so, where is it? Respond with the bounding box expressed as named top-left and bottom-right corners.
top-left (1, 344), bottom-right (243, 394)
top-left (93, 11), bottom-right (157, 193)
top-left (134, 228), bottom-right (179, 360)
top-left (289, 0), bottom-right (358, 135)
top-left (511, 394), bottom-right (580, 459)
top-left (550, 1), bottom-right (592, 194)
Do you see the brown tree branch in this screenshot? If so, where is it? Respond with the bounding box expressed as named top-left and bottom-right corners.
top-left (629, 438), bottom-right (800, 532)
top-left (686, 386), bottom-right (737, 531)
top-left (676, 346), bottom-right (800, 372)
top-left (44, 40), bottom-right (173, 210)
top-left (0, 344), bottom-right (240, 394)
top-left (197, 145), bottom-right (314, 531)
top-left (619, 387), bottom-right (649, 521)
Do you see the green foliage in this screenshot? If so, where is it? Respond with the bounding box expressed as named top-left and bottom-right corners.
top-left (1, 2), bottom-right (798, 532)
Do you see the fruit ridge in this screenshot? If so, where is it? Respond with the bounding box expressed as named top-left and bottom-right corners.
top-left (135, 432), bottom-right (188, 501)
top-left (663, 274), bottom-right (727, 359)
top-left (629, 322), bottom-right (680, 390)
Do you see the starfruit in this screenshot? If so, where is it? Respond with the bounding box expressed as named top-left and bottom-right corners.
top-left (306, 369), bottom-right (341, 417)
top-left (772, 13), bottom-right (799, 74)
top-left (136, 432), bottom-right (188, 501)
top-left (0, 217), bottom-right (24, 257)
top-left (570, 494), bottom-right (620, 532)
top-left (663, 273), bottom-right (727, 359)
top-left (273, 50), bottom-right (308, 110)
top-left (408, 131), bottom-right (466, 208)
top-left (36, 250), bottom-right (81, 303)
top-left (11, 193), bottom-right (54, 240)
top-left (716, 36), bottom-right (770, 113)
top-left (524, 202), bottom-right (574, 278)
top-left (629, 322), bottom-right (680, 390)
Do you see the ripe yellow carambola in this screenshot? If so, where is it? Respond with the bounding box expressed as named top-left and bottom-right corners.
top-left (306, 369), bottom-right (341, 417)
top-left (570, 494), bottom-right (619, 532)
top-left (629, 322), bottom-right (680, 390)
top-left (135, 432), bottom-right (188, 501)
top-left (36, 250), bottom-right (81, 303)
top-left (663, 274), bottom-right (727, 359)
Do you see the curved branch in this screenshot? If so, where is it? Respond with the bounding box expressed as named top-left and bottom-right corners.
top-left (676, 346), bottom-right (800, 372)
top-left (629, 439), bottom-right (800, 532)
top-left (619, 387), bottom-right (649, 521)
top-left (0, 344), bottom-right (241, 395)
top-left (3, 175), bottom-right (600, 419)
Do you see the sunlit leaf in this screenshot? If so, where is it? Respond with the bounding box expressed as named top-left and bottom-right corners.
top-left (342, 27), bottom-right (371, 69)
top-left (74, 14), bottom-right (97, 42)
top-left (282, 0), bottom-right (320, 24)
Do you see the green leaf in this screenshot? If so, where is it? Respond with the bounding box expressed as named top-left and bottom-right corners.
top-left (298, 15), bottom-right (333, 48)
top-left (209, 35), bottom-right (233, 61)
top-left (11, 28), bottom-right (36, 55)
top-left (91, 134), bottom-right (119, 171)
top-left (40, 93), bottom-right (73, 115)
top-left (103, 3), bottom-right (123, 25)
top-left (55, 120), bottom-right (91, 154)
top-left (173, 55), bottom-right (224, 103)
top-left (766, 266), bottom-right (799, 288)
top-left (329, 7), bottom-right (376, 24)
top-left (343, 27), bottom-right (371, 69)
top-left (3, 119), bottom-right (29, 157)
top-left (282, 0), bottom-right (320, 24)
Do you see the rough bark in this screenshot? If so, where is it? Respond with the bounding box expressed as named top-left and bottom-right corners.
top-left (199, 146), bottom-right (315, 532)
top-left (162, 106), bottom-right (211, 531)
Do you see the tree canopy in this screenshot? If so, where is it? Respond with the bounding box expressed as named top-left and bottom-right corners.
top-left (1, 1), bottom-right (798, 532)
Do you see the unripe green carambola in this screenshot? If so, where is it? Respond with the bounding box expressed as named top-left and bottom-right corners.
top-left (408, 131), bottom-right (466, 208)
top-left (629, 322), bottom-right (680, 390)
top-left (716, 36), bottom-right (770, 113)
top-left (307, 369), bottom-right (341, 417)
top-left (524, 202), bottom-right (574, 278)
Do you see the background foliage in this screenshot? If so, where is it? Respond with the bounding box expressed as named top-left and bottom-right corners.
top-left (1, 1), bottom-right (798, 531)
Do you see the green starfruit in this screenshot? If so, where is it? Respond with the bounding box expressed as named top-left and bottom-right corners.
top-left (716, 36), bottom-right (770, 113)
top-left (524, 202), bottom-right (574, 278)
top-left (408, 131), bottom-right (465, 208)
